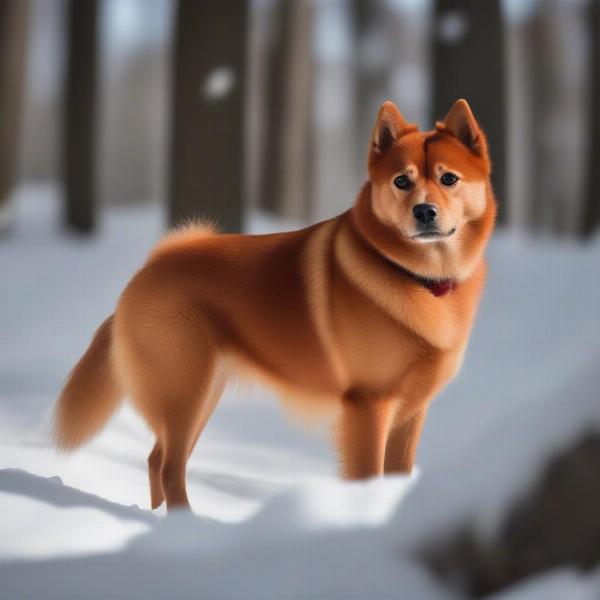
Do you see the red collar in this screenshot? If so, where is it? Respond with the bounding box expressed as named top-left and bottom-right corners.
top-left (385, 259), bottom-right (458, 297)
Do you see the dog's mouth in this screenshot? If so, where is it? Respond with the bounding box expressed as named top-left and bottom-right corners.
top-left (411, 227), bottom-right (456, 241)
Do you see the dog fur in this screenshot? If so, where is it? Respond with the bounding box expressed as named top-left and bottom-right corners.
top-left (54, 99), bottom-right (496, 511)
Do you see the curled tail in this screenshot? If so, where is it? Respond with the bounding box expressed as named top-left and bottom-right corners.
top-left (54, 315), bottom-right (123, 450)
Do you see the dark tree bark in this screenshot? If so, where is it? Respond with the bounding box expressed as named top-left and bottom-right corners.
top-left (0, 0), bottom-right (29, 233)
top-left (432, 0), bottom-right (506, 224)
top-left (583, 0), bottom-right (600, 237)
top-left (63, 0), bottom-right (98, 233)
top-left (258, 0), bottom-right (314, 221)
top-left (351, 0), bottom-right (390, 172)
top-left (169, 0), bottom-right (248, 232)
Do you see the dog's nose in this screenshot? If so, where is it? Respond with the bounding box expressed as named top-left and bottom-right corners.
top-left (413, 203), bottom-right (438, 224)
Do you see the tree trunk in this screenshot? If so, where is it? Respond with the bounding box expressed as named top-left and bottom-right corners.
top-left (63, 0), bottom-right (98, 233)
top-left (583, 0), bottom-right (600, 237)
top-left (524, 2), bottom-right (587, 236)
top-left (258, 0), bottom-right (314, 221)
top-left (169, 0), bottom-right (247, 232)
top-left (351, 0), bottom-right (391, 173)
top-left (0, 0), bottom-right (29, 233)
top-left (432, 0), bottom-right (506, 224)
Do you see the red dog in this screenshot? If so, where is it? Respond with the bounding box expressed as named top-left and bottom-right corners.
top-left (55, 99), bottom-right (496, 511)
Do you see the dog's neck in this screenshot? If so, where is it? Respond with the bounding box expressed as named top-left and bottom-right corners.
top-left (347, 214), bottom-right (458, 297)
top-left (348, 182), bottom-right (488, 293)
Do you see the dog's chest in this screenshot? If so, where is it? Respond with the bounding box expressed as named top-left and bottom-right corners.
top-left (330, 277), bottom-right (430, 388)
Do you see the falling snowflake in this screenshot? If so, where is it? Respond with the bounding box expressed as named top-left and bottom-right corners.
top-left (202, 67), bottom-right (236, 101)
top-left (437, 11), bottom-right (469, 44)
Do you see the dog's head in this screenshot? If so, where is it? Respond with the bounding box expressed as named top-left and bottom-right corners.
top-left (359, 99), bottom-right (496, 280)
top-left (368, 99), bottom-right (492, 243)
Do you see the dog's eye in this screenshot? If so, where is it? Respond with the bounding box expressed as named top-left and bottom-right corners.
top-left (394, 175), bottom-right (411, 190)
top-left (440, 172), bottom-right (459, 187)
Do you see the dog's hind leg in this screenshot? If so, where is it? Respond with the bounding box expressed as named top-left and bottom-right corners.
top-left (160, 411), bottom-right (197, 510)
top-left (335, 392), bottom-right (396, 480)
top-left (159, 364), bottom-right (222, 511)
top-left (150, 373), bottom-right (226, 510)
top-left (187, 365), bottom-right (227, 459)
top-left (115, 290), bottom-right (226, 510)
top-left (148, 441), bottom-right (164, 509)
top-left (143, 365), bottom-right (222, 511)
top-left (122, 338), bottom-right (220, 510)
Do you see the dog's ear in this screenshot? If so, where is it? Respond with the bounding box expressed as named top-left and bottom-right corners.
top-left (441, 99), bottom-right (488, 158)
top-left (371, 101), bottom-right (413, 155)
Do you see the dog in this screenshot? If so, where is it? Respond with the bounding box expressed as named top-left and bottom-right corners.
top-left (54, 99), bottom-right (496, 511)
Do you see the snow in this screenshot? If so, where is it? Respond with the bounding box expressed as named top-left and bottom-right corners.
top-left (202, 67), bottom-right (236, 100)
top-left (436, 11), bottom-right (469, 44)
top-left (1, 184), bottom-right (600, 598)
top-left (484, 568), bottom-right (600, 600)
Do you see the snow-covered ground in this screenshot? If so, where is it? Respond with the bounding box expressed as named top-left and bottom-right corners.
top-left (1, 185), bottom-right (600, 599)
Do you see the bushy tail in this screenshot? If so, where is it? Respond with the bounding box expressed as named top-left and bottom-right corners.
top-left (54, 315), bottom-right (123, 450)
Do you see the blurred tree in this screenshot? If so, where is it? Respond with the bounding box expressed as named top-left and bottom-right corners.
top-left (169, 0), bottom-right (247, 232)
top-left (432, 0), bottom-right (506, 224)
top-left (63, 0), bottom-right (98, 233)
top-left (98, 0), bottom-right (171, 208)
top-left (19, 0), bottom-right (65, 184)
top-left (352, 0), bottom-right (390, 173)
top-left (583, 0), bottom-right (600, 237)
top-left (100, 47), bottom-right (168, 207)
top-left (258, 0), bottom-right (314, 221)
top-left (0, 0), bottom-right (29, 234)
top-left (525, 1), bottom-right (588, 236)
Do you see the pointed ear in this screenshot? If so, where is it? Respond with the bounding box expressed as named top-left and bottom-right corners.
top-left (441, 99), bottom-right (487, 157)
top-left (371, 101), bottom-right (413, 155)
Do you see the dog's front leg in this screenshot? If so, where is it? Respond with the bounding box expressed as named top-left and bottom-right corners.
top-left (383, 406), bottom-right (428, 474)
top-left (336, 394), bottom-right (396, 480)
